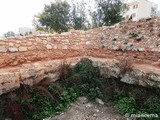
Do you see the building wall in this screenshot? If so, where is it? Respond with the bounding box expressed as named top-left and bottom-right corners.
top-left (124, 1), bottom-right (139, 21)
top-left (137, 0), bottom-right (151, 19)
top-left (18, 27), bottom-right (41, 36)
top-left (124, 0), bottom-right (158, 21)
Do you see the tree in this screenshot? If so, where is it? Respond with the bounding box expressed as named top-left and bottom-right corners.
top-left (91, 0), bottom-right (127, 27)
top-left (35, 0), bottom-right (70, 33)
top-left (3, 31), bottom-right (15, 38)
top-left (34, 0), bottom-right (127, 32)
top-left (32, 15), bottom-right (50, 33)
top-left (70, 0), bottom-right (87, 30)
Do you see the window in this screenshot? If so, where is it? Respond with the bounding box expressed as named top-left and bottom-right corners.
top-left (133, 5), bottom-right (135, 9)
top-left (133, 4), bottom-right (138, 9)
top-left (132, 13), bottom-right (136, 18)
top-left (126, 15), bottom-right (129, 19)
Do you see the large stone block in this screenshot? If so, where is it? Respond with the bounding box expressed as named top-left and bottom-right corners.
top-left (8, 47), bottom-right (18, 52)
top-left (0, 72), bottom-right (20, 94)
top-left (19, 47), bottom-right (28, 51)
top-left (9, 42), bottom-right (14, 46)
top-left (46, 44), bottom-right (53, 49)
top-left (0, 46), bottom-right (7, 52)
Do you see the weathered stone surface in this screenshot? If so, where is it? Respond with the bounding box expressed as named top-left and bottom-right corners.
top-left (19, 47), bottom-right (27, 51)
top-left (62, 45), bottom-right (68, 49)
top-left (20, 68), bottom-right (36, 80)
top-left (0, 42), bottom-right (5, 45)
top-left (46, 44), bottom-right (53, 49)
top-left (9, 42), bottom-right (14, 46)
top-left (138, 48), bottom-right (145, 51)
top-left (86, 41), bottom-right (93, 45)
top-left (0, 57), bottom-right (160, 95)
top-left (26, 42), bottom-right (32, 46)
top-left (0, 46), bottom-right (7, 52)
top-left (0, 72), bottom-right (20, 94)
top-left (8, 47), bottom-right (18, 52)
top-left (96, 98), bottom-right (104, 105)
top-left (48, 72), bottom-right (59, 81)
top-left (148, 74), bottom-right (160, 82)
top-left (0, 60), bottom-right (61, 95)
top-left (28, 46), bottom-right (36, 51)
top-left (0, 17), bottom-right (160, 95)
top-left (120, 73), bottom-right (137, 84)
top-left (100, 66), bottom-right (120, 78)
top-left (43, 40), bottom-right (48, 44)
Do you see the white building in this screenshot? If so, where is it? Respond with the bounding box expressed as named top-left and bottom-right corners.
top-left (18, 27), bottom-right (37, 36)
top-left (157, 10), bottom-right (160, 17)
top-left (123, 0), bottom-right (158, 21)
top-left (18, 27), bottom-right (49, 36)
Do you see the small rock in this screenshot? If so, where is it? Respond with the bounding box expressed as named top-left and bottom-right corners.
top-left (138, 48), bottom-right (145, 52)
top-left (96, 98), bottom-right (104, 105)
top-left (46, 44), bottom-right (53, 49)
top-left (112, 38), bottom-right (117, 41)
top-left (86, 41), bottom-right (93, 45)
top-left (77, 97), bottom-right (88, 104)
top-left (95, 109), bottom-right (100, 112)
top-left (8, 47), bottom-right (18, 52)
top-left (120, 73), bottom-right (137, 84)
top-left (151, 48), bottom-right (159, 52)
top-left (86, 103), bottom-right (93, 107)
top-left (4, 118), bottom-right (12, 120)
top-left (93, 114), bottom-right (97, 117)
top-left (86, 34), bottom-right (91, 38)
top-left (148, 74), bottom-right (160, 82)
top-left (55, 112), bottom-right (62, 115)
top-left (62, 46), bottom-right (68, 49)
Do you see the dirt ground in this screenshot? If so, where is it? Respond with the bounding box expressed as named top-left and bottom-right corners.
top-left (44, 97), bottom-right (127, 120)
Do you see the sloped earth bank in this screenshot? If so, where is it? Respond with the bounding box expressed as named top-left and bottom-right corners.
top-left (45, 97), bottom-right (126, 120)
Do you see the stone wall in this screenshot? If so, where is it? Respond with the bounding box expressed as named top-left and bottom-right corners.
top-left (0, 17), bottom-right (160, 95)
top-left (0, 31), bottom-right (96, 68)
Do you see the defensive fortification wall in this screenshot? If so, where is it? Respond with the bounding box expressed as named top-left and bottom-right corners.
top-left (0, 17), bottom-right (160, 95)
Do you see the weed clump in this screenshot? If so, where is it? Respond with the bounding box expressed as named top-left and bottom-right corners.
top-left (129, 30), bottom-right (139, 38)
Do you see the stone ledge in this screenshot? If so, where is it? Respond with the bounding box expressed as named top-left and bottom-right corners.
top-left (0, 56), bottom-right (160, 95)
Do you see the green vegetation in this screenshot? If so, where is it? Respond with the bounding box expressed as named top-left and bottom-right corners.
top-left (34, 0), bottom-right (127, 33)
top-left (35, 1), bottom-right (70, 33)
top-left (1, 58), bottom-right (160, 120)
top-left (3, 31), bottom-right (15, 38)
top-left (112, 85), bottom-right (160, 120)
top-left (70, 0), bottom-right (87, 30)
top-left (21, 84), bottom-right (103, 120)
top-left (91, 0), bottom-right (128, 27)
top-left (129, 30), bottom-right (139, 38)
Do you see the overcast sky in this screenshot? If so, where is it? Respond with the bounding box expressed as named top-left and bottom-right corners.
top-left (0, 0), bottom-right (159, 36)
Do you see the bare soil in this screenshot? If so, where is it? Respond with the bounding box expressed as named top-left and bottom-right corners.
top-left (45, 97), bottom-right (127, 120)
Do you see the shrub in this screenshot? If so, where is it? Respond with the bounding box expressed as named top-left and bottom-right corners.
top-left (59, 59), bottom-right (70, 80)
top-left (118, 57), bottom-right (133, 75)
top-left (87, 87), bottom-right (103, 100)
top-left (145, 96), bottom-right (160, 114)
top-left (62, 58), bottom-right (103, 88)
top-left (115, 97), bottom-right (136, 114)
